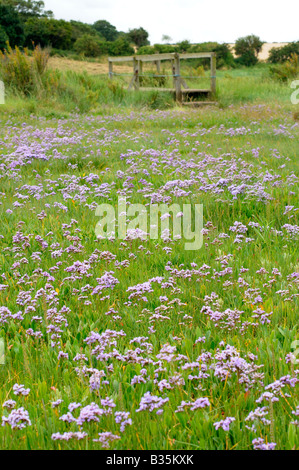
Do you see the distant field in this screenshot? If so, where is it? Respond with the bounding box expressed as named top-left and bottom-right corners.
top-left (48, 56), bottom-right (132, 76)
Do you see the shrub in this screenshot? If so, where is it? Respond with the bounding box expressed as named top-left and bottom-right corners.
top-left (190, 42), bottom-right (219, 53)
top-left (153, 44), bottom-right (177, 54)
top-left (235, 49), bottom-right (258, 67)
top-left (0, 44), bottom-right (49, 94)
top-left (269, 54), bottom-right (299, 82)
top-left (268, 42), bottom-right (299, 63)
top-left (73, 34), bottom-right (106, 57)
top-left (137, 45), bottom-right (155, 55)
top-left (177, 40), bottom-right (191, 53)
top-left (107, 37), bottom-right (134, 56)
top-left (213, 44), bottom-right (235, 68)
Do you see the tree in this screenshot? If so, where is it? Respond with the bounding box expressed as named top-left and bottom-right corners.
top-left (0, 4), bottom-right (25, 47)
top-left (234, 35), bottom-right (264, 66)
top-left (70, 20), bottom-right (103, 43)
top-left (93, 20), bottom-right (118, 42)
top-left (177, 39), bottom-right (191, 53)
top-left (236, 49), bottom-right (258, 66)
top-left (213, 43), bottom-right (235, 68)
top-left (161, 34), bottom-right (172, 44)
top-left (0, 25), bottom-right (9, 50)
top-left (0, 0), bottom-right (53, 21)
top-left (127, 27), bottom-right (149, 48)
top-left (25, 18), bottom-right (72, 50)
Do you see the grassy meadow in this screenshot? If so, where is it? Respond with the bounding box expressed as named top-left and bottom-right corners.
top-left (0, 59), bottom-right (298, 450)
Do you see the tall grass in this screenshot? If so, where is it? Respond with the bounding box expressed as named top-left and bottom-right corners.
top-left (0, 47), bottom-right (297, 116)
top-left (0, 45), bottom-right (50, 96)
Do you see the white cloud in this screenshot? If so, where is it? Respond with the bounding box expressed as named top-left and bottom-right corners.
top-left (44, 0), bottom-right (299, 44)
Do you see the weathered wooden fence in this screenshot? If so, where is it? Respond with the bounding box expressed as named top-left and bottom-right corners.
top-left (108, 52), bottom-right (216, 105)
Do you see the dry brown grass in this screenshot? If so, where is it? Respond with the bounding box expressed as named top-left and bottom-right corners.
top-left (48, 56), bottom-right (133, 75)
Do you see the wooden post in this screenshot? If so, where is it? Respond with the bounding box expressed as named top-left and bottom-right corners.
top-left (155, 60), bottom-right (161, 73)
top-left (174, 53), bottom-right (182, 103)
top-left (133, 57), bottom-right (139, 90)
top-left (108, 60), bottom-right (113, 79)
top-left (210, 53), bottom-right (216, 96)
top-left (171, 59), bottom-right (175, 88)
top-left (138, 60), bottom-right (143, 88)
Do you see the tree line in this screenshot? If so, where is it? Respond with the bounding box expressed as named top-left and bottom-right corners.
top-left (0, 0), bottom-right (150, 56)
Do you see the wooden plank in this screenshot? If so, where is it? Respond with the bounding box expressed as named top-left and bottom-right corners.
top-left (135, 88), bottom-right (211, 93)
top-left (180, 78), bottom-right (190, 90)
top-left (179, 52), bottom-right (215, 59)
top-left (140, 87), bottom-right (176, 92)
top-left (182, 89), bottom-right (210, 93)
top-left (108, 52), bottom-right (216, 63)
top-left (135, 53), bottom-right (176, 62)
top-left (108, 56), bottom-right (134, 63)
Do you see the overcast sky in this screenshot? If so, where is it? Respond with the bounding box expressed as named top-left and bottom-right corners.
top-left (44, 0), bottom-right (298, 44)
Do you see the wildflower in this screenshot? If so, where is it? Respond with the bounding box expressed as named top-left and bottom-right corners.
top-left (2, 407), bottom-right (31, 429)
top-left (213, 417), bottom-right (235, 431)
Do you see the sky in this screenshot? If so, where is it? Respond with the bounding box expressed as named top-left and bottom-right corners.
top-left (44, 0), bottom-right (298, 44)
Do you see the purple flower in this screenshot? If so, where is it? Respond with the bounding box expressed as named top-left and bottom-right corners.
top-left (213, 417), bottom-right (235, 431)
top-left (2, 407), bottom-right (31, 429)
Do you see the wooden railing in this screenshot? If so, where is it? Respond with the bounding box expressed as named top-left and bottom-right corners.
top-left (108, 52), bottom-right (216, 103)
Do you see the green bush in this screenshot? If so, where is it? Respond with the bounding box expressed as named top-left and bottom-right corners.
top-left (107, 37), bottom-right (134, 56)
top-left (177, 40), bottom-right (191, 52)
top-left (137, 45), bottom-right (155, 55)
top-left (213, 44), bottom-right (235, 68)
top-left (235, 49), bottom-right (258, 67)
top-left (153, 44), bottom-right (178, 53)
top-left (0, 44), bottom-right (49, 94)
top-left (269, 54), bottom-right (299, 82)
top-left (268, 42), bottom-right (299, 63)
top-left (73, 34), bottom-right (107, 57)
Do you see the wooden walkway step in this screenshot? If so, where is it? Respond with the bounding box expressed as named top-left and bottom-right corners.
top-left (182, 101), bottom-right (218, 107)
top-left (140, 88), bottom-right (210, 94)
